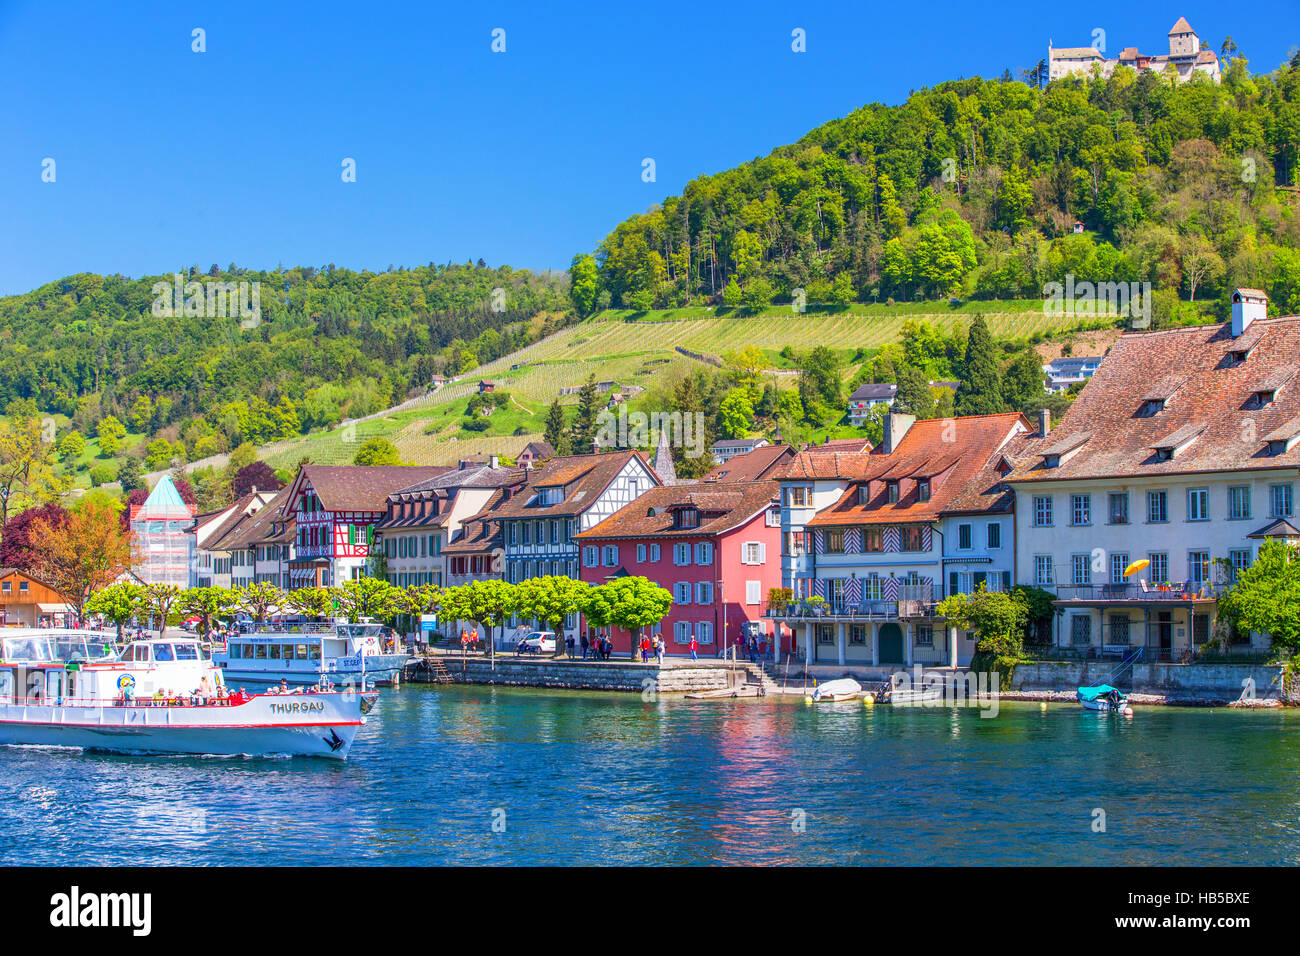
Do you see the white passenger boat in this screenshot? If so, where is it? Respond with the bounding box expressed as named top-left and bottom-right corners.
top-left (213, 620), bottom-right (411, 689)
top-left (808, 678), bottom-right (862, 703)
top-left (0, 629), bottom-right (368, 759)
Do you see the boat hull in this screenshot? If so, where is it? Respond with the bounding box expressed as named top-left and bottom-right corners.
top-left (0, 694), bottom-right (364, 759)
top-left (1079, 697), bottom-right (1128, 712)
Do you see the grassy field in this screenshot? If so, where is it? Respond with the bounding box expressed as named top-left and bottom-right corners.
top-left (245, 300), bottom-right (1110, 467)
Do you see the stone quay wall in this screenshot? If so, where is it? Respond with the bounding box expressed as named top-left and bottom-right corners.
top-left (409, 657), bottom-right (738, 694)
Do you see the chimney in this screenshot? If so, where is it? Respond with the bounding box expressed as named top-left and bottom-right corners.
top-left (489, 455), bottom-right (499, 469)
top-left (881, 413), bottom-right (915, 454)
top-left (1038, 409), bottom-right (1051, 437)
top-left (1231, 288), bottom-right (1267, 337)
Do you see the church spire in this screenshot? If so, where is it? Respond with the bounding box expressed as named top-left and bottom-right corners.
top-left (652, 427), bottom-right (676, 485)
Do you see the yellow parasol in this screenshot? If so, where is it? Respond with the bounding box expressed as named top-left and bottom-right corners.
top-left (1123, 558), bottom-right (1150, 578)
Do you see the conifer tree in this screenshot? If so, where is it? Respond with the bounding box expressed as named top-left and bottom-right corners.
top-left (955, 316), bottom-right (1004, 416)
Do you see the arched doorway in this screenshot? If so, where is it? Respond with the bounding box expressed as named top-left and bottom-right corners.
top-left (878, 623), bottom-right (904, 665)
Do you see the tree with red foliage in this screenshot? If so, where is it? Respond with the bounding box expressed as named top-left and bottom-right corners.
top-left (173, 477), bottom-right (197, 506)
top-left (232, 462), bottom-right (282, 498)
top-left (0, 502), bottom-right (70, 571)
top-left (120, 488), bottom-right (149, 531)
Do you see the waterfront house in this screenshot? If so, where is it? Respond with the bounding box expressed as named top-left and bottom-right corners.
top-left (773, 412), bottom-right (1032, 668)
top-left (131, 476), bottom-right (197, 588)
top-left (209, 486), bottom-right (296, 591)
top-left (490, 450), bottom-right (661, 644)
top-left (442, 492), bottom-right (508, 587)
top-left (281, 465), bottom-right (452, 589)
top-left (192, 490), bottom-right (277, 589)
top-left (375, 462), bottom-right (524, 588)
top-left (1008, 292), bottom-right (1300, 660)
top-left (0, 568), bottom-right (73, 627)
top-left (575, 481), bottom-right (783, 656)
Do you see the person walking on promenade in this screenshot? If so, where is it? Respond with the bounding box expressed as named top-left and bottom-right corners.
top-left (654, 634), bottom-right (664, 665)
top-left (566, 634), bottom-right (575, 658)
top-left (639, 635), bottom-right (650, 662)
top-left (689, 634), bottom-right (698, 662)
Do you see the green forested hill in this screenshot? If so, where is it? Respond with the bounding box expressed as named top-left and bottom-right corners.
top-left (0, 262), bottom-right (570, 460)
top-left (585, 56), bottom-right (1300, 317)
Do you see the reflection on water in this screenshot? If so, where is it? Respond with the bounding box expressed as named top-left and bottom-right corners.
top-left (0, 685), bottom-right (1297, 865)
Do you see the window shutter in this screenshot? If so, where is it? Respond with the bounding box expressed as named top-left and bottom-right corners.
top-left (758, 542), bottom-right (766, 563)
top-left (949, 572), bottom-right (959, 597)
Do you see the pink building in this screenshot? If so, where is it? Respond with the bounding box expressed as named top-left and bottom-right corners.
top-left (575, 481), bottom-right (786, 657)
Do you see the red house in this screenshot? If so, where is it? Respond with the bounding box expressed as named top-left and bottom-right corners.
top-left (575, 481), bottom-right (785, 657)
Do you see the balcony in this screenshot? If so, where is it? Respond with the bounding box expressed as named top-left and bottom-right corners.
top-left (766, 585), bottom-right (937, 622)
top-left (1053, 582), bottom-right (1222, 605)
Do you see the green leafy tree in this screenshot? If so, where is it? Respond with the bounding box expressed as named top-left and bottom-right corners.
top-left (140, 583), bottom-right (183, 639)
top-left (237, 581), bottom-right (286, 623)
top-left (514, 575), bottom-right (589, 657)
top-left (893, 363), bottom-right (934, 418)
top-left (177, 586), bottom-right (240, 639)
top-left (1218, 539), bottom-right (1300, 651)
top-left (84, 581), bottom-right (145, 643)
top-left (569, 253), bottom-right (601, 316)
top-left (284, 586), bottom-right (334, 619)
top-left (353, 437), bottom-right (401, 466)
top-left (936, 585), bottom-right (1027, 682)
top-left (1001, 349), bottom-right (1046, 412)
top-left (330, 576), bottom-right (401, 623)
top-left (597, 576), bottom-right (673, 660)
top-left (718, 388), bottom-right (756, 439)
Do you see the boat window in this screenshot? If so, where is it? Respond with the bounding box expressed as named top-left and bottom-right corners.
top-left (243, 644), bottom-right (255, 659)
top-left (0, 670), bottom-right (12, 700)
top-left (308, 644), bottom-right (321, 660)
top-left (254, 644), bottom-right (267, 659)
top-left (153, 644), bottom-right (176, 662)
top-left (269, 644), bottom-right (282, 660)
top-left (136, 645), bottom-right (152, 662)
top-left (295, 644), bottom-right (308, 660)
top-left (174, 644), bottom-right (198, 661)
top-left (119, 645), bottom-right (134, 662)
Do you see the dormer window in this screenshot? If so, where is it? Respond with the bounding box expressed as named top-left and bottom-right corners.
top-left (1152, 424), bottom-right (1204, 462)
top-left (917, 479), bottom-right (931, 503)
top-left (1252, 389), bottom-right (1277, 409)
top-left (886, 481), bottom-right (899, 504)
top-left (537, 486), bottom-right (563, 506)
top-left (1041, 432), bottom-right (1092, 469)
top-left (676, 507), bottom-right (700, 529)
top-left (1263, 419), bottom-right (1300, 456)
top-left (857, 485), bottom-right (870, 505)
top-left (1139, 399), bottom-right (1165, 417)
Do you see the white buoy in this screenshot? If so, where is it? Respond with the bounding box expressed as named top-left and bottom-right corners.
top-left (1123, 706), bottom-right (1134, 717)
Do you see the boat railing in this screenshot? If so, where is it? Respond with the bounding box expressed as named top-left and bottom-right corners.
top-left (240, 622), bottom-right (339, 635)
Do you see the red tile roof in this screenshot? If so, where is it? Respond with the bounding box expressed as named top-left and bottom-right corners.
top-left (575, 481), bottom-right (778, 540)
top-left (1008, 318), bottom-right (1300, 483)
top-left (489, 450), bottom-right (654, 520)
top-left (703, 444), bottom-right (795, 482)
top-left (806, 413), bottom-right (1031, 527)
top-left (296, 465), bottom-right (454, 513)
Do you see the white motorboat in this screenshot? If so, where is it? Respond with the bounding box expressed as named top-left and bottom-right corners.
top-left (214, 620), bottom-right (410, 689)
top-left (0, 629), bottom-right (369, 759)
top-left (808, 678), bottom-right (862, 703)
top-left (883, 682), bottom-right (946, 706)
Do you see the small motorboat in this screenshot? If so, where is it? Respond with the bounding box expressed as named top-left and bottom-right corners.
top-left (881, 681), bottom-right (945, 706)
top-left (1078, 683), bottom-right (1134, 716)
top-left (808, 678), bottom-right (862, 703)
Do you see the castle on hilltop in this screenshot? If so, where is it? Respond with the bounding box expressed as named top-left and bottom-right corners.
top-left (1049, 17), bottom-right (1221, 84)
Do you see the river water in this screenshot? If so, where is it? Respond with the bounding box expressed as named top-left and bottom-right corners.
top-left (1, 685), bottom-right (1297, 865)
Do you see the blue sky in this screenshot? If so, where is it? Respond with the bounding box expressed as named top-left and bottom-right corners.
top-left (0, 0), bottom-right (1295, 294)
